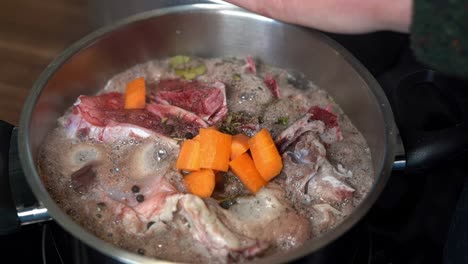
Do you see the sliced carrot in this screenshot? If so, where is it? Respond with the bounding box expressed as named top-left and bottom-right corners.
top-left (229, 152), bottom-right (266, 193)
top-left (184, 169), bottom-right (215, 198)
top-left (124, 77), bottom-right (146, 109)
top-left (248, 128), bottom-right (283, 181)
top-left (199, 128), bottom-right (232, 172)
top-left (230, 133), bottom-right (250, 160)
top-left (193, 126), bottom-right (217, 141)
top-left (176, 139), bottom-right (200, 171)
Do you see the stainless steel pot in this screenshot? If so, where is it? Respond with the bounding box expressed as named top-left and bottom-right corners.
top-left (3, 4), bottom-right (398, 264)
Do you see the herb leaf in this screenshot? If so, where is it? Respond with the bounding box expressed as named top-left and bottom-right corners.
top-left (232, 73), bottom-right (241, 81)
top-left (276, 116), bottom-right (289, 125)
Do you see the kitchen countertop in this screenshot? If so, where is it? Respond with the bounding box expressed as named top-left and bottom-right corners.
top-left (0, 0), bottom-right (89, 125)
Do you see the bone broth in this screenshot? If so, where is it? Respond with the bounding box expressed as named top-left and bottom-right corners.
top-left (37, 56), bottom-right (374, 263)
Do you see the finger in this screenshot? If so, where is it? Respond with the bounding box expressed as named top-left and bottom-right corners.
top-left (224, 0), bottom-right (294, 21)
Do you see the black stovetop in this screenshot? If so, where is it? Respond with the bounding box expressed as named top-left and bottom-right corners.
top-left (3, 31), bottom-right (468, 264)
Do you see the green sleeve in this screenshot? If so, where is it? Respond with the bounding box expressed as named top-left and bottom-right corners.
top-left (410, 0), bottom-right (468, 78)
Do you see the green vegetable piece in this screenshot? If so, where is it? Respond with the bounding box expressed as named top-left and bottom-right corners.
top-left (175, 69), bottom-right (194, 80)
top-left (174, 69), bottom-right (186, 77)
top-left (193, 65), bottom-right (207, 75)
top-left (183, 72), bottom-right (197, 80)
top-left (170, 55), bottom-right (191, 68)
top-left (232, 73), bottom-right (241, 81)
top-left (174, 65), bottom-right (207, 80)
top-left (276, 116), bottom-right (289, 125)
top-left (226, 115), bottom-right (233, 125)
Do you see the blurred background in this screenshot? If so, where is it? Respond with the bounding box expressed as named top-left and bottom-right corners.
top-left (0, 0), bottom-right (222, 125)
top-left (0, 0), bottom-right (89, 125)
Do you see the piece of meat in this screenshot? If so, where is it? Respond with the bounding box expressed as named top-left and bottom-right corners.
top-left (308, 106), bottom-right (343, 143)
top-left (312, 204), bottom-right (341, 232)
top-left (60, 92), bottom-right (207, 140)
top-left (281, 130), bottom-right (354, 207)
top-left (290, 132), bottom-right (327, 165)
top-left (149, 79), bottom-right (228, 125)
top-left (244, 55), bottom-right (257, 74)
top-left (264, 74), bottom-right (281, 98)
top-left (62, 109), bottom-right (155, 142)
top-left (146, 103), bottom-right (209, 136)
top-left (209, 81), bottom-right (229, 124)
top-left (217, 184), bottom-right (311, 251)
top-left (77, 93), bottom-right (162, 129)
top-left (275, 106), bottom-right (343, 152)
top-left (115, 190), bottom-right (266, 260)
top-left (281, 132), bottom-right (326, 205)
top-left (309, 106), bottom-right (338, 128)
top-left (61, 93), bottom-right (167, 141)
top-left (132, 175), bottom-right (180, 221)
top-left (71, 164), bottom-right (97, 194)
top-left (98, 164), bottom-right (266, 260)
top-left (283, 159), bottom-right (354, 205)
top-left (149, 78), bottom-right (201, 92)
top-left (275, 114), bottom-right (325, 153)
top-left (307, 161), bottom-right (355, 204)
top-left (179, 195), bottom-right (266, 259)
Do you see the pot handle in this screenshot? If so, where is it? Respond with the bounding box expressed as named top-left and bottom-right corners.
top-left (380, 60), bottom-right (468, 172)
top-left (0, 120), bottom-right (20, 234)
top-left (0, 121), bottom-right (51, 235)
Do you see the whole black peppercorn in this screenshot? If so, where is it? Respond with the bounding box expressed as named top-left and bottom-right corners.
top-left (131, 185), bottom-right (140, 193)
top-left (136, 194), bottom-right (145, 203)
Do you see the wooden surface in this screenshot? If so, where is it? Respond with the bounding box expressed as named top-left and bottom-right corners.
top-left (0, 0), bottom-right (89, 125)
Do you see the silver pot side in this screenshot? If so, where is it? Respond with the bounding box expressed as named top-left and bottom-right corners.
top-left (18, 4), bottom-right (397, 264)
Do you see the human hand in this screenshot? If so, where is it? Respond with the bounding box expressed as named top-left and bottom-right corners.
top-left (224, 0), bottom-right (413, 34)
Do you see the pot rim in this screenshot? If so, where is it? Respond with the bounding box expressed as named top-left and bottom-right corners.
top-left (18, 4), bottom-right (397, 264)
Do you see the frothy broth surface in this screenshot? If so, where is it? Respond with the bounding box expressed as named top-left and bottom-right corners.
top-left (37, 56), bottom-right (374, 263)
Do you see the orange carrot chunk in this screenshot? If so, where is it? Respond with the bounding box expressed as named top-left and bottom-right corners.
top-left (184, 169), bottom-right (215, 198)
top-left (193, 126), bottom-right (217, 141)
top-left (229, 152), bottom-right (266, 193)
top-left (230, 133), bottom-right (250, 160)
top-left (176, 139), bottom-right (201, 171)
top-left (124, 77), bottom-right (146, 109)
top-left (249, 128), bottom-right (283, 182)
top-left (199, 128), bottom-right (232, 172)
